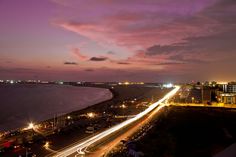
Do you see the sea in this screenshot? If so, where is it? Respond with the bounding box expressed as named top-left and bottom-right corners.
top-left (0, 84), bottom-right (112, 132)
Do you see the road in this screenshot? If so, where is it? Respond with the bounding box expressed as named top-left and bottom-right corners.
top-left (49, 86), bottom-right (180, 157)
top-left (171, 103), bottom-right (236, 108)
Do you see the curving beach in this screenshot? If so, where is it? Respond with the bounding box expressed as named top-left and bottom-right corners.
top-left (0, 84), bottom-right (113, 132)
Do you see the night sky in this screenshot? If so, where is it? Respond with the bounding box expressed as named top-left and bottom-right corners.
top-left (0, 0), bottom-right (235, 82)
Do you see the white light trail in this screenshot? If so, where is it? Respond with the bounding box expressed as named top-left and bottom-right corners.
top-left (53, 86), bottom-right (180, 157)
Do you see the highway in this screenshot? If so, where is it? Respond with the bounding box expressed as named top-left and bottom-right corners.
top-left (51, 86), bottom-right (180, 157)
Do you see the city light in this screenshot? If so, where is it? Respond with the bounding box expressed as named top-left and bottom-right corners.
top-left (218, 82), bottom-right (228, 85)
top-left (117, 82), bottom-right (145, 85)
top-left (87, 112), bottom-right (95, 118)
top-left (124, 81), bottom-right (130, 85)
top-left (121, 104), bottom-right (127, 109)
top-left (192, 97), bottom-right (195, 103)
top-left (163, 83), bottom-right (173, 88)
top-left (44, 141), bottom-right (50, 149)
top-left (28, 122), bottom-right (34, 129)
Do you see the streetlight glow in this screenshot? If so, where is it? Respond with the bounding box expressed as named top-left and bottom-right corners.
top-left (121, 104), bottom-right (127, 109)
top-left (28, 122), bottom-right (34, 129)
top-left (87, 112), bottom-right (95, 118)
top-left (44, 141), bottom-right (50, 149)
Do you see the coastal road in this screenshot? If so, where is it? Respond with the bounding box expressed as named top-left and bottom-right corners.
top-left (51, 86), bottom-right (180, 157)
top-left (171, 103), bottom-right (236, 108)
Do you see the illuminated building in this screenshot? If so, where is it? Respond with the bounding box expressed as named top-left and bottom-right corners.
top-left (220, 93), bottom-right (236, 104)
top-left (223, 82), bottom-right (236, 93)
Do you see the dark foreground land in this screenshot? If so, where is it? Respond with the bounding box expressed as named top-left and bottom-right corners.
top-left (0, 84), bottom-right (170, 157)
top-left (111, 106), bottom-right (236, 157)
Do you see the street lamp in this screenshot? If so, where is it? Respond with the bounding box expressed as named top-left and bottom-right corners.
top-left (44, 141), bottom-right (50, 149)
top-left (121, 104), bottom-right (126, 109)
top-left (28, 122), bottom-right (34, 129)
top-left (87, 112), bottom-right (95, 118)
top-left (192, 97), bottom-right (195, 103)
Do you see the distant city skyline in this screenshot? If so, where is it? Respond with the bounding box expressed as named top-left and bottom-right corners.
top-left (0, 0), bottom-right (235, 82)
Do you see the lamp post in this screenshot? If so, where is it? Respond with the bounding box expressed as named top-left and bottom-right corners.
top-left (192, 97), bottom-right (195, 103)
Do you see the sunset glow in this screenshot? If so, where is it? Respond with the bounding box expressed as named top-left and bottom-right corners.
top-left (0, 0), bottom-right (235, 82)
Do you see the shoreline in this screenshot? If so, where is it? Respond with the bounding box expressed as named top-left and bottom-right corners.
top-left (43, 84), bottom-right (115, 129)
top-left (0, 84), bottom-right (114, 133)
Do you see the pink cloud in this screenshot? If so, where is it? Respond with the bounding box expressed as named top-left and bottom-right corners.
top-left (53, 0), bottom-right (236, 81)
top-left (56, 0), bottom-right (219, 49)
top-left (71, 48), bottom-right (88, 61)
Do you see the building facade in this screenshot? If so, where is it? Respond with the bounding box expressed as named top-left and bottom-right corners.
top-left (220, 93), bottom-right (236, 104)
top-left (223, 82), bottom-right (236, 93)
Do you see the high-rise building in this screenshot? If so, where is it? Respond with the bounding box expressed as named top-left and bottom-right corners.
top-left (223, 82), bottom-right (236, 93)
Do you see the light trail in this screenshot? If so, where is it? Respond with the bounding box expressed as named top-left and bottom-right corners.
top-left (53, 86), bottom-right (180, 157)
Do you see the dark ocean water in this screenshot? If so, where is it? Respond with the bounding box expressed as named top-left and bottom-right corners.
top-left (0, 84), bottom-right (112, 131)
